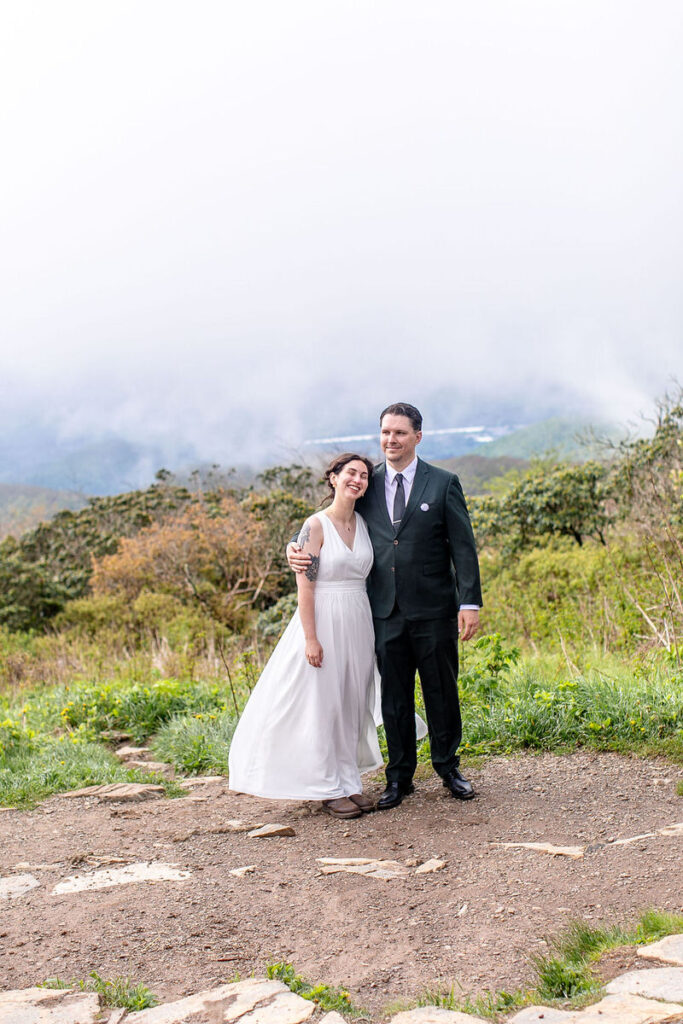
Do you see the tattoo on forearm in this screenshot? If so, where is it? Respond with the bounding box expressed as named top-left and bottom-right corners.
top-left (298, 521), bottom-right (311, 547)
top-left (305, 554), bottom-right (320, 582)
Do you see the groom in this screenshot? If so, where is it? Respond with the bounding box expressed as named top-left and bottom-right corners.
top-left (290, 403), bottom-right (482, 809)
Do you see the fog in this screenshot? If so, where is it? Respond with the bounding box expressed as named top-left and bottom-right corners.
top-left (1, 1), bottom-right (681, 467)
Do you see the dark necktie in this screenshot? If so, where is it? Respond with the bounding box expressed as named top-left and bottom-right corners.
top-left (392, 472), bottom-right (406, 532)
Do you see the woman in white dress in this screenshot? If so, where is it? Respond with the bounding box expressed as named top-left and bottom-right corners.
top-left (228, 453), bottom-right (383, 819)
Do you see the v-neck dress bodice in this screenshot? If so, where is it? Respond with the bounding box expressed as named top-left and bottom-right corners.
top-left (228, 511), bottom-right (383, 801)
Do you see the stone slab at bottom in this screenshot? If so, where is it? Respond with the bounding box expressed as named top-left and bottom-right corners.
top-left (0, 986), bottom-right (101, 1024)
top-left (508, 1007), bottom-right (579, 1023)
top-left (318, 1014), bottom-right (347, 1024)
top-left (389, 1008), bottom-right (488, 1023)
top-left (570, 993), bottom-right (683, 1023)
top-left (639, 935), bottom-right (683, 968)
top-left (126, 979), bottom-right (315, 1023)
top-left (606, 967), bottom-right (683, 1002)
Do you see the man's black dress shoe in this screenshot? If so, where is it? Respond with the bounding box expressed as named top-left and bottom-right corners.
top-left (377, 781), bottom-right (415, 810)
top-left (442, 767), bottom-right (475, 800)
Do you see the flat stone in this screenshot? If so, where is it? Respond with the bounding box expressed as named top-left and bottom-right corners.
top-left (114, 745), bottom-right (151, 760)
top-left (606, 967), bottom-right (683, 1002)
top-left (639, 935), bottom-right (683, 967)
top-left (0, 873), bottom-right (41, 899)
top-left (126, 978), bottom-right (315, 1023)
top-left (52, 861), bottom-right (191, 894)
top-left (508, 1008), bottom-right (579, 1023)
top-left (0, 986), bottom-right (101, 1024)
top-left (570, 993), bottom-right (683, 1023)
top-left (491, 841), bottom-right (584, 859)
top-left (317, 857), bottom-right (409, 880)
top-left (414, 858), bottom-right (446, 875)
top-left (177, 776), bottom-right (226, 788)
top-left (60, 783), bottom-right (164, 801)
top-left (611, 821), bottom-right (683, 846)
top-left (126, 760), bottom-right (175, 777)
top-left (229, 865), bottom-right (256, 877)
top-left (319, 1014), bottom-right (347, 1024)
top-left (389, 1008), bottom-right (488, 1023)
top-left (248, 823), bottom-right (296, 838)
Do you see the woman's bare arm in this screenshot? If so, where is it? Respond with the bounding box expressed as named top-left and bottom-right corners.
top-left (295, 516), bottom-right (324, 667)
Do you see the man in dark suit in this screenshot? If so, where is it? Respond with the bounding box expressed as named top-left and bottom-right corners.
top-left (290, 402), bottom-right (482, 810)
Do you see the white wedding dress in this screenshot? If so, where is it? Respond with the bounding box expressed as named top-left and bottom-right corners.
top-left (228, 511), bottom-right (384, 800)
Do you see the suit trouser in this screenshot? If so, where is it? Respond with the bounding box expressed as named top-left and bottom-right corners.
top-left (374, 606), bottom-right (462, 784)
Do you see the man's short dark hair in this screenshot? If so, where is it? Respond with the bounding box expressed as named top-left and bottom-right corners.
top-left (380, 403), bottom-right (423, 432)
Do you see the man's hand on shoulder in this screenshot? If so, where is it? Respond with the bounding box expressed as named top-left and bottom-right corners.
top-left (458, 608), bottom-right (480, 642)
top-left (286, 542), bottom-right (313, 574)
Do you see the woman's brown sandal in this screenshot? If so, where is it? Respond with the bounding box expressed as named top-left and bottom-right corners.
top-left (322, 797), bottom-right (363, 819)
top-left (348, 793), bottom-right (376, 813)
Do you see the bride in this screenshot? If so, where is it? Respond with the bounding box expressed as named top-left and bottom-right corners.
top-left (228, 453), bottom-right (383, 819)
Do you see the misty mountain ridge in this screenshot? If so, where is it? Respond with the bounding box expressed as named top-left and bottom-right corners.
top-left (0, 414), bottom-right (623, 499)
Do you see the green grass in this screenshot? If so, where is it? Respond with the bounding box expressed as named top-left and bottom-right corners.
top-left (266, 962), bottom-right (363, 1017)
top-left (677, 779), bottom-right (683, 796)
top-left (0, 737), bottom-right (178, 808)
top-left (41, 972), bottom-right (157, 1011)
top-left (152, 711), bottom-right (237, 774)
top-left (410, 910), bottom-right (683, 1021)
top-left (457, 639), bottom-right (683, 761)
top-left (532, 910), bottom-right (683, 1003)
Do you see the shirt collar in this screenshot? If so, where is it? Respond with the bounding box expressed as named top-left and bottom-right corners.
top-left (386, 456), bottom-right (418, 484)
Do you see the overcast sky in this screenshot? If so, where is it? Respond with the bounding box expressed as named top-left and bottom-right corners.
top-left (1, 1), bottom-right (681, 462)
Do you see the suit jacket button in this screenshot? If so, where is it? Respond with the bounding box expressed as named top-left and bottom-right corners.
top-left (394, 539), bottom-right (399, 545)
top-left (391, 567), bottom-right (395, 572)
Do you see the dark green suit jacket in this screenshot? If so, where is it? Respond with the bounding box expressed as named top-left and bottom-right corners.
top-left (355, 458), bottom-right (482, 621)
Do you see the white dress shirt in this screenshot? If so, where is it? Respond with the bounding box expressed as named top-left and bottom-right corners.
top-left (384, 456), bottom-right (479, 611)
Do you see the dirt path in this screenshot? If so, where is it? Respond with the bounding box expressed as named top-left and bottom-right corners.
top-left (1, 752), bottom-right (681, 1019)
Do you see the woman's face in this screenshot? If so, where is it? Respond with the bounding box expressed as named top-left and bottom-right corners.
top-left (332, 460), bottom-right (370, 500)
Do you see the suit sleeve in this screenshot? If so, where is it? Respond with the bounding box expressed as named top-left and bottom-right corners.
top-left (445, 475), bottom-right (483, 608)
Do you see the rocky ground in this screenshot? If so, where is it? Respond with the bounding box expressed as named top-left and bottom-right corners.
top-left (1, 751), bottom-right (682, 1021)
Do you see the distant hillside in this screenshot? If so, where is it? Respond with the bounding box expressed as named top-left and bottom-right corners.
top-left (476, 417), bottom-right (621, 461)
top-left (0, 484), bottom-right (89, 540)
top-left (434, 454), bottom-right (529, 495)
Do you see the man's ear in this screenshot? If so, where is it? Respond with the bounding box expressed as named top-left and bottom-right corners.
top-left (415, 431), bottom-right (423, 446)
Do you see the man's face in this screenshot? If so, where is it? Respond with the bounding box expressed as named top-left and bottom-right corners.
top-left (380, 413), bottom-right (422, 467)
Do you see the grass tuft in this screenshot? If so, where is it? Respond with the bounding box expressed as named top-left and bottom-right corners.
top-left (41, 972), bottom-right (157, 1011)
top-left (266, 962), bottom-right (363, 1017)
top-left (152, 711), bottom-right (237, 774)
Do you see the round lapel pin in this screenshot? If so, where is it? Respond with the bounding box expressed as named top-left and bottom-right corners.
top-left (420, 503), bottom-right (429, 511)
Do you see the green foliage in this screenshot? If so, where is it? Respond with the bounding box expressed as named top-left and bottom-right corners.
top-left (152, 711), bottom-right (237, 774)
top-left (0, 483), bottom-right (192, 629)
top-left (459, 648), bottom-right (683, 760)
top-left (472, 460), bottom-right (611, 553)
top-left (41, 972), bottom-right (157, 1010)
top-left (54, 679), bottom-right (229, 743)
top-left (265, 962), bottom-right (360, 1016)
top-left (256, 592), bottom-right (298, 640)
top-left (459, 633), bottom-right (520, 700)
top-left (479, 539), bottom-right (645, 654)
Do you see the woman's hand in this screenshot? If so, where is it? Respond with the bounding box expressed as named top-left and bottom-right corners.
top-left (305, 639), bottom-right (323, 668)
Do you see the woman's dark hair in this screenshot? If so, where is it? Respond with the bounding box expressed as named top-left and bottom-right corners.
top-left (321, 452), bottom-right (374, 506)
top-left (380, 402), bottom-right (422, 432)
